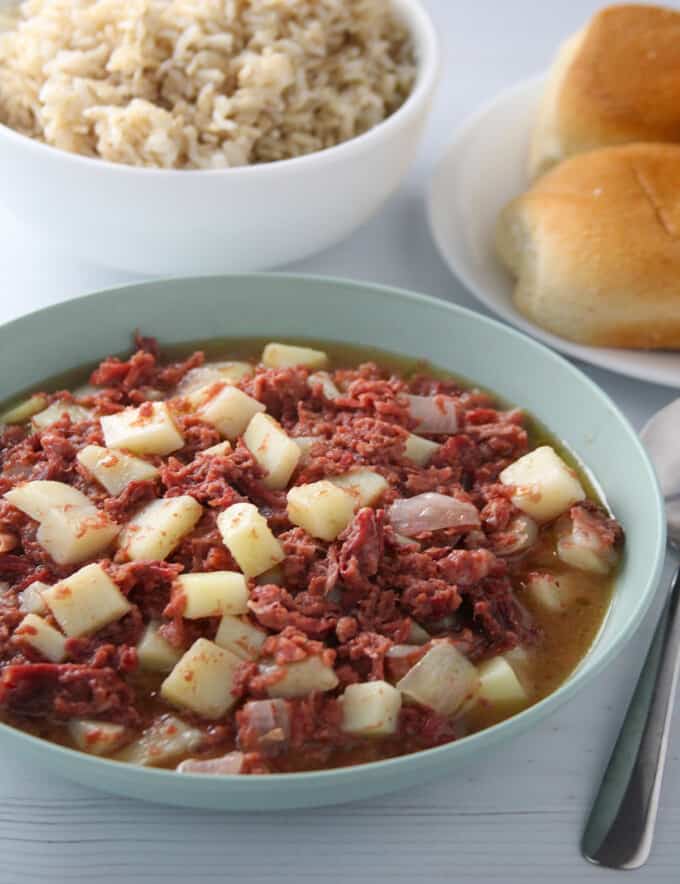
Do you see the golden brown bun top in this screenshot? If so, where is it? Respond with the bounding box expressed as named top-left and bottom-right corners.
top-left (557, 4), bottom-right (680, 152)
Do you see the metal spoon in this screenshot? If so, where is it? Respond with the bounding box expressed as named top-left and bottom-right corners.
top-left (582, 400), bottom-right (680, 870)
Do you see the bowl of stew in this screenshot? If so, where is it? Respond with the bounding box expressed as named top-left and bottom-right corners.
top-left (0, 275), bottom-right (665, 810)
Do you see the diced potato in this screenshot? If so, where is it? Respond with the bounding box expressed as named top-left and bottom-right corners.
top-left (37, 507), bottom-right (119, 566)
top-left (191, 384), bottom-right (264, 440)
top-left (77, 444), bottom-right (159, 495)
top-left (396, 642), bottom-right (480, 717)
top-left (265, 655), bottom-right (339, 698)
top-left (18, 581), bottom-right (49, 615)
top-left (136, 621), bottom-right (183, 673)
top-left (243, 413), bottom-right (301, 490)
top-left (68, 720), bottom-right (129, 756)
top-left (385, 645), bottom-right (425, 683)
top-left (262, 342), bottom-right (329, 370)
top-left (160, 638), bottom-right (242, 719)
top-left (404, 433), bottom-right (440, 467)
top-left (308, 372), bottom-right (340, 400)
top-left (217, 502), bottom-right (285, 578)
top-left (177, 571), bottom-right (249, 619)
top-left (329, 469), bottom-right (389, 508)
top-left (118, 495), bottom-right (202, 562)
top-left (101, 402), bottom-right (184, 456)
top-left (525, 572), bottom-right (569, 613)
top-left (200, 440), bottom-right (232, 457)
top-left (32, 401), bottom-right (92, 430)
top-left (4, 480), bottom-right (94, 522)
top-left (341, 681), bottom-right (402, 736)
top-left (477, 656), bottom-right (529, 708)
top-left (42, 563), bottom-right (131, 637)
top-left (14, 613), bottom-right (67, 662)
top-left (0, 393), bottom-right (48, 425)
top-left (287, 480), bottom-right (355, 541)
top-left (214, 614), bottom-right (267, 660)
top-left (115, 715), bottom-right (203, 766)
top-left (500, 446), bottom-right (585, 523)
top-left (177, 361), bottom-right (253, 395)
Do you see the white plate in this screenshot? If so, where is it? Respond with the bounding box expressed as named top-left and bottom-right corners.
top-left (427, 76), bottom-right (680, 389)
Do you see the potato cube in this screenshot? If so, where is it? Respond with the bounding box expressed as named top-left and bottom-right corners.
top-left (329, 469), bottom-right (389, 508)
top-left (192, 384), bottom-right (264, 440)
top-left (4, 480), bottom-right (94, 522)
top-left (5, 480), bottom-right (118, 564)
top-left (161, 638), bottom-right (242, 719)
top-left (14, 613), bottom-right (67, 662)
top-left (500, 446), bottom-right (585, 523)
top-left (115, 715), bottom-right (203, 766)
top-left (0, 393), bottom-right (48, 425)
top-left (396, 642), bottom-right (480, 717)
top-left (287, 481), bottom-right (355, 541)
top-left (101, 402), bottom-right (184, 456)
top-left (177, 571), bottom-right (249, 619)
top-left (200, 440), bottom-right (232, 457)
top-left (308, 372), bottom-right (340, 399)
top-left (243, 413), bottom-right (300, 490)
top-left (404, 433), bottom-right (440, 467)
top-left (32, 401), bottom-right (92, 430)
top-left (477, 656), bottom-right (529, 708)
top-left (264, 655), bottom-right (339, 698)
top-left (262, 342), bottom-right (329, 370)
top-left (77, 445), bottom-right (159, 495)
top-left (68, 720), bottom-right (129, 756)
top-left (341, 680), bottom-right (402, 736)
top-left (525, 572), bottom-right (568, 613)
top-left (118, 495), bottom-right (202, 562)
top-left (177, 361), bottom-right (252, 395)
top-left (136, 621), bottom-right (183, 673)
top-left (214, 615), bottom-right (267, 660)
top-left (37, 508), bottom-right (119, 565)
top-left (42, 563), bottom-right (131, 637)
top-left (217, 503), bottom-right (285, 578)
top-left (18, 581), bottom-right (49, 615)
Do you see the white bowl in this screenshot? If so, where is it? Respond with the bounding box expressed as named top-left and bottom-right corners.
top-left (0, 0), bottom-right (439, 276)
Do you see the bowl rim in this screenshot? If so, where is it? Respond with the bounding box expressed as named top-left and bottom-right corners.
top-left (0, 0), bottom-right (440, 178)
top-left (0, 272), bottom-right (667, 793)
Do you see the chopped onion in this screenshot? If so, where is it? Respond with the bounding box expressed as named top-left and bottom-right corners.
top-left (493, 514), bottom-right (538, 556)
top-left (388, 493), bottom-right (480, 536)
top-left (406, 394), bottom-right (459, 434)
top-left (177, 751), bottom-right (245, 775)
top-left (240, 699), bottom-right (291, 753)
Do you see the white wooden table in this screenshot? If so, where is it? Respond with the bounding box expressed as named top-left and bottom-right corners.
top-left (1, 1), bottom-right (679, 881)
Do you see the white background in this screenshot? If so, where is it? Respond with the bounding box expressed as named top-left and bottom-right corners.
top-left (1, 1), bottom-right (679, 881)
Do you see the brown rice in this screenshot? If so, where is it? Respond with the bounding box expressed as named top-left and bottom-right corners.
top-left (0, 0), bottom-right (416, 170)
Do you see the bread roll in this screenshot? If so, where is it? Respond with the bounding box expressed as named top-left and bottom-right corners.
top-left (530, 4), bottom-right (680, 177)
top-left (496, 143), bottom-right (680, 349)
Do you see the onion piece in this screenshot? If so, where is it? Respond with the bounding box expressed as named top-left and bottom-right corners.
top-left (493, 514), bottom-right (538, 556)
top-left (177, 751), bottom-right (245, 775)
top-left (238, 699), bottom-right (291, 754)
top-left (388, 493), bottom-right (480, 536)
top-left (406, 394), bottom-right (459, 434)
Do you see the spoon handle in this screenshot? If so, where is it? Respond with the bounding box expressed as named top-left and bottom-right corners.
top-left (582, 565), bottom-right (680, 869)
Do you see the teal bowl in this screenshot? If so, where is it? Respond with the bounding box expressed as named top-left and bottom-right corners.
top-left (0, 274), bottom-right (666, 810)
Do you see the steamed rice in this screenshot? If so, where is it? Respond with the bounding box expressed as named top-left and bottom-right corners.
top-left (0, 0), bottom-right (416, 169)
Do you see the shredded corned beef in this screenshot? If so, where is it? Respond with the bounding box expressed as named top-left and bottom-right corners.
top-left (0, 335), bottom-right (623, 773)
